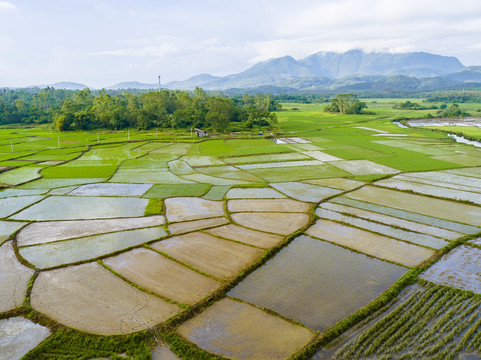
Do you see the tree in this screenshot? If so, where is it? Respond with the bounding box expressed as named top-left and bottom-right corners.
top-left (439, 103), bottom-right (470, 118)
top-left (324, 93), bottom-right (367, 114)
top-left (205, 97), bottom-right (234, 132)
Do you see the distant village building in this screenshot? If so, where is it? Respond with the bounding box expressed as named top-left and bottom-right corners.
top-left (194, 128), bottom-right (208, 137)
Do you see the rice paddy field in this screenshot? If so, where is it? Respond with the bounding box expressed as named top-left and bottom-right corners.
top-left (1, 100), bottom-right (481, 359)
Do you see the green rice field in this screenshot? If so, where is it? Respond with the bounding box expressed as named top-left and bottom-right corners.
top-left (1, 101), bottom-right (481, 359)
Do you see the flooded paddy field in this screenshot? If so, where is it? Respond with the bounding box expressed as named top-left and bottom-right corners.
top-left (150, 232), bottom-right (264, 279)
top-left (306, 219), bottom-right (435, 267)
top-left (104, 248), bottom-right (222, 305)
top-left (177, 298), bottom-right (315, 360)
top-left (421, 246), bottom-right (481, 293)
top-left (0, 317), bottom-right (50, 360)
top-left (2, 118), bottom-right (481, 358)
top-left (0, 241), bottom-right (34, 312)
top-left (31, 262), bottom-right (181, 335)
top-left (228, 235), bottom-right (407, 331)
top-left (19, 226), bottom-right (167, 268)
top-left (11, 196), bottom-right (149, 220)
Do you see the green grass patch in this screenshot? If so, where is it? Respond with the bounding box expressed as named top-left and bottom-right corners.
top-left (144, 198), bottom-right (164, 216)
top-left (22, 329), bottom-right (152, 360)
top-left (143, 183), bottom-right (211, 198)
top-left (40, 164), bottom-right (118, 178)
top-left (332, 283), bottom-right (481, 360)
top-left (161, 332), bottom-right (226, 360)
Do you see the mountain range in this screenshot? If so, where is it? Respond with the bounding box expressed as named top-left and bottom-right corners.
top-left (12, 50), bottom-right (481, 93)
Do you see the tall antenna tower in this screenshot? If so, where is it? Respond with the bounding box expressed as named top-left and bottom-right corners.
top-left (158, 75), bottom-right (161, 93)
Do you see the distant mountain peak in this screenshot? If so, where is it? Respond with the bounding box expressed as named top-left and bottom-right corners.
top-left (163, 50), bottom-right (465, 90)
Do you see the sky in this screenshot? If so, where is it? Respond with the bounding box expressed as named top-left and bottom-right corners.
top-left (1, 0), bottom-right (481, 88)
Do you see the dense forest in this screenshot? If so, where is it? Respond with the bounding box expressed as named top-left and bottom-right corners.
top-left (0, 87), bottom-right (281, 132)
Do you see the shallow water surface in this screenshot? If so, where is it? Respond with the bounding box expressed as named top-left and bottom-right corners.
top-left (229, 235), bottom-right (407, 331)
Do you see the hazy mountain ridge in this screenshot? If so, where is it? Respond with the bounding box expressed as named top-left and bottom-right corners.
top-left (161, 50), bottom-right (466, 90)
top-left (12, 50), bottom-right (481, 93)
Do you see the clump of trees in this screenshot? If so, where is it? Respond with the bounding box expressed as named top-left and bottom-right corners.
top-left (393, 101), bottom-right (437, 110)
top-left (0, 87), bottom-right (280, 132)
top-left (324, 93), bottom-right (367, 114)
top-left (425, 92), bottom-right (481, 103)
top-left (437, 103), bottom-right (470, 117)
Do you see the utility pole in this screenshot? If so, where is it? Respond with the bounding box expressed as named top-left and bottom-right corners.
top-left (158, 75), bottom-right (161, 93)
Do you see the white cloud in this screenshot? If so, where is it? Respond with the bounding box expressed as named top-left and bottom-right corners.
top-left (1, 0), bottom-right (481, 87)
top-left (0, 1), bottom-right (15, 11)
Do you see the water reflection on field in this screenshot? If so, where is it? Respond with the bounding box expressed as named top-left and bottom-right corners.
top-left (228, 235), bottom-right (407, 331)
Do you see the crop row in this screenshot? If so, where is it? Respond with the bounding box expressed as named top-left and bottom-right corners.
top-left (334, 283), bottom-right (481, 359)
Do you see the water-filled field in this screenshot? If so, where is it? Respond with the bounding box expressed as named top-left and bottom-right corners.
top-left (2, 106), bottom-right (481, 358)
top-left (228, 235), bottom-right (407, 331)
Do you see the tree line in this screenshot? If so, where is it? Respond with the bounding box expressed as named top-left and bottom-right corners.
top-left (0, 87), bottom-right (281, 132)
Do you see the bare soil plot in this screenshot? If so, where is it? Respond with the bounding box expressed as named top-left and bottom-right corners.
top-left (329, 160), bottom-right (399, 175)
top-left (316, 208), bottom-right (448, 249)
top-left (303, 150), bottom-right (342, 161)
top-left (229, 235), bottom-right (407, 331)
top-left (225, 187), bottom-right (286, 199)
top-left (227, 199), bottom-right (310, 213)
top-left (319, 202), bottom-right (461, 240)
top-left (165, 197), bottom-right (224, 222)
top-left (0, 195), bottom-right (44, 218)
top-left (303, 177), bottom-right (364, 191)
top-left (271, 182), bottom-right (342, 202)
top-left (0, 221), bottom-right (26, 245)
top-left (205, 224), bottom-right (284, 248)
top-left (12, 196), bottom-right (148, 221)
top-left (421, 245), bottom-right (481, 293)
top-left (151, 232), bottom-right (263, 279)
top-left (345, 186), bottom-right (481, 227)
top-left (20, 226), bottom-right (167, 269)
top-left (69, 183), bottom-right (153, 197)
top-left (0, 317), bottom-right (50, 360)
top-left (17, 216), bottom-right (165, 246)
top-left (104, 248), bottom-right (222, 305)
top-left (231, 212), bottom-right (309, 235)
top-left (177, 298), bottom-right (315, 360)
top-left (168, 217), bottom-right (229, 235)
top-left (0, 241), bottom-right (34, 312)
top-left (31, 262), bottom-right (181, 335)
top-left (306, 219), bottom-right (435, 267)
